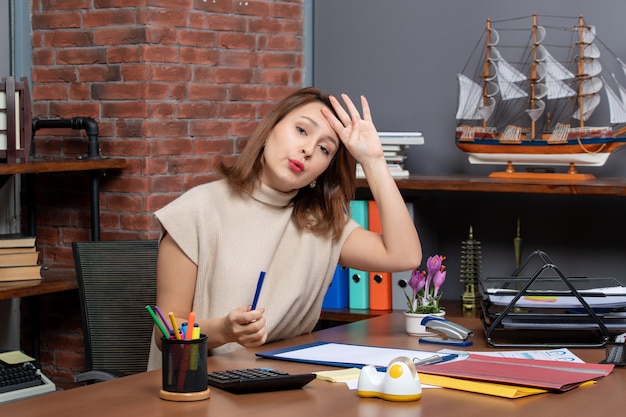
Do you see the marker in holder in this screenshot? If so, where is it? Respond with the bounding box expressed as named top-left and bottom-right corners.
top-left (160, 335), bottom-right (210, 401)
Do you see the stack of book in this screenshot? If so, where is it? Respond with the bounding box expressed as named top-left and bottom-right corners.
top-left (0, 234), bottom-right (42, 281)
top-left (356, 132), bottom-right (424, 178)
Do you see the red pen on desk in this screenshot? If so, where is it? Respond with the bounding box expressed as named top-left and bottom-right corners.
top-left (185, 312), bottom-right (196, 340)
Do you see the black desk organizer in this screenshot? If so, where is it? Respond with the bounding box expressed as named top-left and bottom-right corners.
top-left (602, 342), bottom-right (626, 366)
top-left (480, 250), bottom-right (626, 348)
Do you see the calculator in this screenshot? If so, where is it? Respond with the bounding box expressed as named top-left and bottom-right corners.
top-left (206, 368), bottom-right (316, 394)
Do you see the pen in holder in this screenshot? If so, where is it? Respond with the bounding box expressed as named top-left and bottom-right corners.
top-left (160, 335), bottom-right (210, 401)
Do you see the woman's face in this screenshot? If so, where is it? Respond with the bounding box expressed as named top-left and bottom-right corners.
top-left (260, 101), bottom-right (340, 193)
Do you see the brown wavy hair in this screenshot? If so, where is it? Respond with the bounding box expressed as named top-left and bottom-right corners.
top-left (220, 87), bottom-right (357, 240)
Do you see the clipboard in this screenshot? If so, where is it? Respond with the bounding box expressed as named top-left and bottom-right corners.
top-left (255, 341), bottom-right (457, 371)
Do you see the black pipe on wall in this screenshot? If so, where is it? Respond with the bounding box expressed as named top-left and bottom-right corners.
top-left (32, 117), bottom-right (100, 159)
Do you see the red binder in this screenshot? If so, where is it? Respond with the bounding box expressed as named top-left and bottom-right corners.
top-left (367, 201), bottom-right (391, 310)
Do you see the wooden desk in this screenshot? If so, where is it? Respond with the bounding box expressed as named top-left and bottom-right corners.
top-left (1, 312), bottom-right (622, 416)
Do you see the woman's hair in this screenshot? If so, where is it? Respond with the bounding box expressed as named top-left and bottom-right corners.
top-left (220, 87), bottom-right (357, 240)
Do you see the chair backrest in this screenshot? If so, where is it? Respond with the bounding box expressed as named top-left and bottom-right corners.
top-left (72, 240), bottom-right (159, 376)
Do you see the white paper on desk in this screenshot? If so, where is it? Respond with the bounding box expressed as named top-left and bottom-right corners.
top-left (437, 347), bottom-right (585, 363)
top-left (274, 343), bottom-right (444, 369)
top-left (343, 379), bottom-right (440, 390)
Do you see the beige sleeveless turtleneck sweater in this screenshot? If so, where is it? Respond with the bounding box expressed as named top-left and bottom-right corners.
top-left (147, 179), bottom-right (357, 370)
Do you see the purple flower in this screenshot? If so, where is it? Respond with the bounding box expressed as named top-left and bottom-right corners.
top-left (426, 255), bottom-right (444, 275)
top-left (404, 254), bottom-right (447, 313)
top-left (408, 269), bottom-right (426, 292)
top-left (433, 269), bottom-right (446, 297)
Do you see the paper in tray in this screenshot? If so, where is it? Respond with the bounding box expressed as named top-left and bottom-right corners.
top-left (481, 277), bottom-right (626, 308)
top-left (500, 314), bottom-right (626, 330)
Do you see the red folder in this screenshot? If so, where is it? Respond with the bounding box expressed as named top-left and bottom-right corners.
top-left (367, 201), bottom-right (391, 310)
top-left (416, 354), bottom-right (614, 392)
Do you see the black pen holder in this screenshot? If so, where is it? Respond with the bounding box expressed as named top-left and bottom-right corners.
top-left (159, 335), bottom-right (211, 401)
top-left (601, 342), bottom-right (626, 366)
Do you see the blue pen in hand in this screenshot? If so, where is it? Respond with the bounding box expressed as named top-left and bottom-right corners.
top-left (251, 271), bottom-right (266, 310)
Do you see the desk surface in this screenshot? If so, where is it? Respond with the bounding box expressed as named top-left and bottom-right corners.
top-left (1, 311), bottom-right (622, 416)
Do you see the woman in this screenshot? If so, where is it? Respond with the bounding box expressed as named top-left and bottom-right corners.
top-left (147, 87), bottom-right (421, 370)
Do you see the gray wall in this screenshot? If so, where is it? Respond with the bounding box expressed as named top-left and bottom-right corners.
top-left (313, 1), bottom-right (626, 300)
top-left (313, 0), bottom-right (626, 177)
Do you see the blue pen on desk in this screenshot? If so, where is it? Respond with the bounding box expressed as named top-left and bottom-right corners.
top-left (251, 271), bottom-right (266, 310)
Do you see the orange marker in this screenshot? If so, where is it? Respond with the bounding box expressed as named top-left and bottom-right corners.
top-left (185, 312), bottom-right (195, 340)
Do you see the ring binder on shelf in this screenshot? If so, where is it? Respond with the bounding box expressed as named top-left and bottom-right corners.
top-left (480, 250), bottom-right (626, 348)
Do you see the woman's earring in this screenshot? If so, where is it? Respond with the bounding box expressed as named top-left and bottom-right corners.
top-left (309, 180), bottom-right (317, 188)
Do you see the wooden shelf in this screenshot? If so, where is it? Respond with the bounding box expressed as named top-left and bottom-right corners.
top-left (0, 268), bottom-right (77, 300)
top-left (320, 300), bottom-right (479, 324)
top-left (0, 155), bottom-right (126, 176)
top-left (356, 175), bottom-right (626, 196)
top-left (319, 308), bottom-right (390, 323)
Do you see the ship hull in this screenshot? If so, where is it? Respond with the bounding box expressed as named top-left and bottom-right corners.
top-left (455, 136), bottom-right (626, 166)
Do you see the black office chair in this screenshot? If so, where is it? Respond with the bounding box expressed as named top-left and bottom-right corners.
top-left (72, 240), bottom-right (159, 384)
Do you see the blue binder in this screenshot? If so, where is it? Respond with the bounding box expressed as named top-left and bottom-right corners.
top-left (322, 264), bottom-right (349, 309)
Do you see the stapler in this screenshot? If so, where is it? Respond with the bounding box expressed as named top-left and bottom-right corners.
top-left (418, 316), bottom-right (474, 346)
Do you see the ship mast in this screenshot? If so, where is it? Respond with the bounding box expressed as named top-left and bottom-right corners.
top-left (577, 15), bottom-right (586, 130)
top-left (529, 14), bottom-right (539, 139)
top-left (483, 18), bottom-right (492, 131)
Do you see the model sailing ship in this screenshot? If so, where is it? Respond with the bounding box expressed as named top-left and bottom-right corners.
top-left (455, 14), bottom-right (626, 179)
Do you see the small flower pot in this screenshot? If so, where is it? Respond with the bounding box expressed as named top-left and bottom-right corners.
top-left (403, 311), bottom-right (446, 336)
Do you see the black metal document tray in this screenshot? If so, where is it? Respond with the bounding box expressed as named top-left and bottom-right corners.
top-left (479, 250), bottom-right (626, 348)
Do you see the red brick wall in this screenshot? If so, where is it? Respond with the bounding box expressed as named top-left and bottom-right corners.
top-left (24, 0), bottom-right (305, 382)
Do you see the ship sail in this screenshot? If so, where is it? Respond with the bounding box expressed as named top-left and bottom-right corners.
top-left (603, 78), bottom-right (626, 124)
top-left (491, 47), bottom-right (527, 100)
top-left (456, 74), bottom-right (496, 121)
top-left (536, 45), bottom-right (576, 99)
top-left (613, 72), bottom-right (626, 106)
top-left (573, 25), bottom-right (603, 121)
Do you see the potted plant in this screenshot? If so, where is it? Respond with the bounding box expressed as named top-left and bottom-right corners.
top-left (403, 254), bottom-right (446, 335)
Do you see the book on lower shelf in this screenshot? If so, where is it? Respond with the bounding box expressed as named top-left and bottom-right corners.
top-left (0, 251), bottom-right (40, 267)
top-left (0, 264), bottom-right (42, 281)
top-left (0, 234), bottom-right (41, 281)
